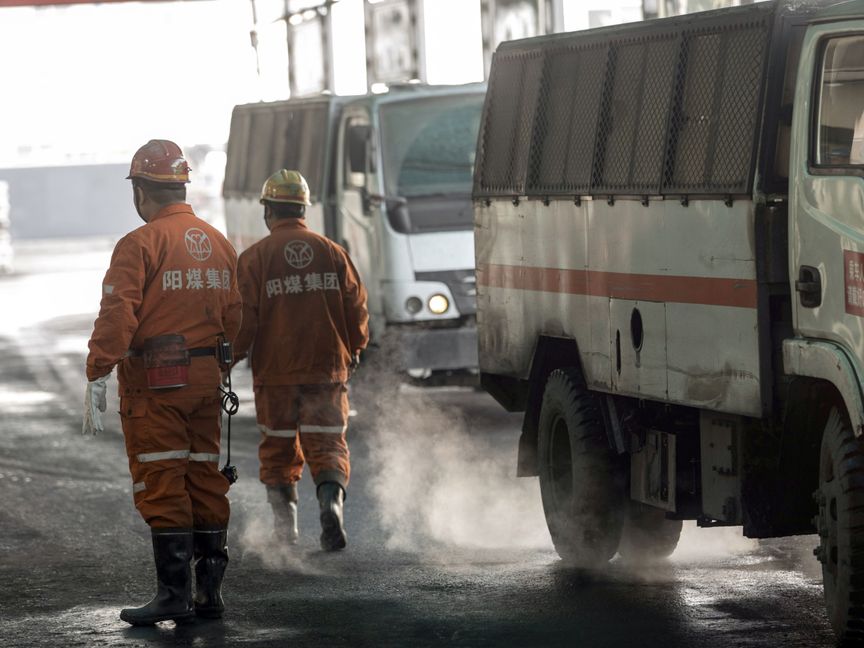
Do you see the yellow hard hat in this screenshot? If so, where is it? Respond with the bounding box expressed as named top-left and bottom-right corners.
top-left (260, 169), bottom-right (311, 206)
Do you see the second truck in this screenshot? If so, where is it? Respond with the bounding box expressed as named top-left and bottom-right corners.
top-left (224, 84), bottom-right (485, 379)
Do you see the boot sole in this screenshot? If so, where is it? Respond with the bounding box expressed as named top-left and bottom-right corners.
top-left (120, 610), bottom-right (195, 626)
top-left (320, 511), bottom-right (347, 551)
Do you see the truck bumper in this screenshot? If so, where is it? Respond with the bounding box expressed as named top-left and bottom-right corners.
top-left (389, 325), bottom-right (478, 371)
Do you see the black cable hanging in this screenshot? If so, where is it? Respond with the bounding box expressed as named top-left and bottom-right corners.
top-left (219, 368), bottom-right (240, 485)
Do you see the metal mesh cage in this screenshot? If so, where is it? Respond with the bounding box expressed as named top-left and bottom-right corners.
top-left (476, 51), bottom-right (544, 195)
top-left (473, 4), bottom-right (773, 200)
top-left (528, 44), bottom-right (609, 194)
top-left (631, 38), bottom-right (680, 191)
top-left (593, 36), bottom-right (680, 193)
top-left (710, 25), bottom-right (769, 190)
top-left (664, 23), bottom-right (767, 193)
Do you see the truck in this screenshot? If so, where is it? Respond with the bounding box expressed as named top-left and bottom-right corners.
top-left (224, 84), bottom-right (486, 378)
top-left (0, 181), bottom-right (12, 273)
top-left (472, 0), bottom-right (864, 641)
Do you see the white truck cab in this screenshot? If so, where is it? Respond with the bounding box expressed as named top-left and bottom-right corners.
top-left (473, 1), bottom-right (864, 641)
top-left (224, 84), bottom-right (485, 377)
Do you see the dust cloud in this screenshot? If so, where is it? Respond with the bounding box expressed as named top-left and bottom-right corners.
top-left (358, 368), bottom-right (771, 564)
top-left (231, 480), bottom-right (323, 574)
top-left (361, 373), bottom-right (553, 553)
top-left (230, 358), bottom-right (781, 567)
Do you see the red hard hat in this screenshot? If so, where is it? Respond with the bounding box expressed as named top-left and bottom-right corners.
top-left (127, 139), bottom-right (191, 183)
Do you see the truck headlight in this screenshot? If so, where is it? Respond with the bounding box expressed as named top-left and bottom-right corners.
top-left (428, 294), bottom-right (450, 315)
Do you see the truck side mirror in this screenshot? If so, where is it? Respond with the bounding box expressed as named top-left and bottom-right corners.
top-left (361, 193), bottom-right (408, 228)
top-left (385, 197), bottom-right (411, 233)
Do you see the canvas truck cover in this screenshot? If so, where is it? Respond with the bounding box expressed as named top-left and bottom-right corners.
top-left (224, 96), bottom-right (335, 205)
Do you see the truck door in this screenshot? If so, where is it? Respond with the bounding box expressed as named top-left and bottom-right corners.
top-left (790, 26), bottom-right (864, 351)
top-left (336, 109), bottom-right (384, 338)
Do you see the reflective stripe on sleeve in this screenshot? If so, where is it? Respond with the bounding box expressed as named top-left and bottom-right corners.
top-left (136, 450), bottom-right (190, 463)
top-left (259, 424), bottom-right (297, 438)
top-left (103, 284), bottom-right (114, 295)
top-left (189, 452), bottom-right (220, 463)
top-left (301, 425), bottom-right (346, 434)
top-left (132, 482), bottom-right (146, 493)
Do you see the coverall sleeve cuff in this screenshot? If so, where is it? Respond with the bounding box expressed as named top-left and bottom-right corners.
top-left (85, 365), bottom-right (113, 382)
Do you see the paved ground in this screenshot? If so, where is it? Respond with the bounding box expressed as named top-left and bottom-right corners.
top-left (0, 240), bottom-right (839, 647)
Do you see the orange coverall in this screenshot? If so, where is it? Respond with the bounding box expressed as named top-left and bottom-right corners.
top-left (234, 218), bottom-right (369, 489)
top-left (86, 204), bottom-right (241, 529)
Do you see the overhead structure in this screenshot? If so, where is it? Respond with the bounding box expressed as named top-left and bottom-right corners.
top-left (480, 0), bottom-right (563, 78)
top-left (285, 0), bottom-right (338, 96)
top-left (0, 0), bottom-right (205, 5)
top-left (364, 0), bottom-right (425, 88)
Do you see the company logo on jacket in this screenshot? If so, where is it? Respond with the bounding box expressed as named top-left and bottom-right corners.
top-left (284, 241), bottom-right (313, 269)
top-left (185, 228), bottom-right (212, 262)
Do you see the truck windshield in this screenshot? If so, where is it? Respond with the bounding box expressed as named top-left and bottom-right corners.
top-left (380, 94), bottom-right (484, 199)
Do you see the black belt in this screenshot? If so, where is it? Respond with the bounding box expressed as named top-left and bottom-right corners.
top-left (127, 347), bottom-right (216, 358)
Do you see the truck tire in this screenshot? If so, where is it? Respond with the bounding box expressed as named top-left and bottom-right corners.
top-left (537, 368), bottom-right (624, 566)
top-left (815, 406), bottom-right (864, 645)
top-left (617, 502), bottom-right (682, 562)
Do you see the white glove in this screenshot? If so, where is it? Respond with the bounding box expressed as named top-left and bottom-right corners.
top-left (82, 375), bottom-right (109, 436)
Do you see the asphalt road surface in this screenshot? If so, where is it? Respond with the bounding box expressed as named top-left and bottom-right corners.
top-left (0, 240), bottom-right (839, 647)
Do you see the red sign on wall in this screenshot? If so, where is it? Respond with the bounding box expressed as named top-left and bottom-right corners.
top-left (844, 250), bottom-right (864, 316)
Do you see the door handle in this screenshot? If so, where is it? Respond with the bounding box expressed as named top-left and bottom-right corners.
top-left (795, 265), bottom-right (822, 308)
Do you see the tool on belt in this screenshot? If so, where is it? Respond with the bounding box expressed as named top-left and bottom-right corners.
top-left (141, 335), bottom-right (192, 389)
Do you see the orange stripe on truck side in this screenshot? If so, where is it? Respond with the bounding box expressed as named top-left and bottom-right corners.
top-left (476, 263), bottom-right (758, 309)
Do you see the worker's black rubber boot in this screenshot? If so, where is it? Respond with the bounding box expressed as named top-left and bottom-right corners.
top-left (317, 482), bottom-right (347, 551)
top-left (193, 528), bottom-right (228, 619)
top-left (120, 529), bottom-right (194, 626)
top-left (267, 484), bottom-right (299, 545)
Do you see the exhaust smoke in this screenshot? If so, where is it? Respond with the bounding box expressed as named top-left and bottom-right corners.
top-left (362, 378), bottom-right (553, 553)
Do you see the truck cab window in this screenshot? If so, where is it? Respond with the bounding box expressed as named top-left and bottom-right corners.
top-left (816, 35), bottom-right (864, 168)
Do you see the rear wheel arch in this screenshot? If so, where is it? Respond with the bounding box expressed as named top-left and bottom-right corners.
top-left (517, 336), bottom-right (585, 477)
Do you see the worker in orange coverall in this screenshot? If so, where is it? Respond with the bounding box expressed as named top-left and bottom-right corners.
top-left (82, 140), bottom-right (241, 625)
top-left (234, 169), bottom-right (369, 552)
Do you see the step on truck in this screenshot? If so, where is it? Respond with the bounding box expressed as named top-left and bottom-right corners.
top-left (472, 0), bottom-right (864, 641)
top-left (224, 84), bottom-right (486, 379)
